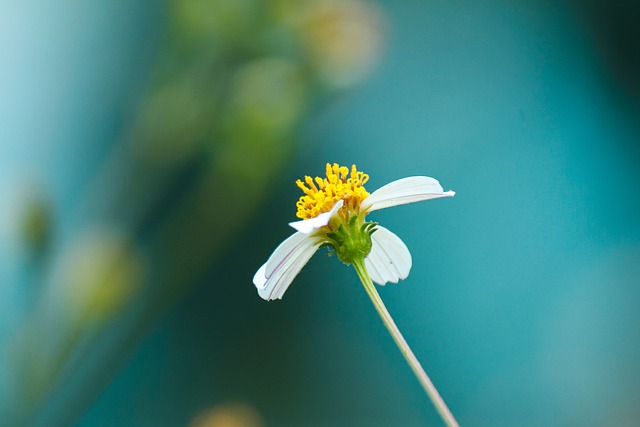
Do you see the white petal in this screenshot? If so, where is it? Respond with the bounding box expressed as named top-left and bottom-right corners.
top-left (289, 199), bottom-right (344, 234)
top-left (253, 263), bottom-right (268, 289)
top-left (365, 226), bottom-right (412, 285)
top-left (265, 232), bottom-right (309, 278)
top-left (254, 231), bottom-right (321, 300)
top-left (360, 176), bottom-right (455, 213)
top-left (265, 241), bottom-right (320, 300)
top-left (364, 244), bottom-right (388, 285)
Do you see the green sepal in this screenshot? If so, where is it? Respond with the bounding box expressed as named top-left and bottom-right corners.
top-left (329, 215), bottom-right (374, 265)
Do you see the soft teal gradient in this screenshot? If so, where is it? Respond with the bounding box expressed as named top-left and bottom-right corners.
top-left (82, 2), bottom-right (639, 426)
top-left (2, 1), bottom-right (639, 426)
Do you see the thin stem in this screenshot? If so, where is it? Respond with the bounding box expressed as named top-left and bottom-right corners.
top-left (352, 258), bottom-right (460, 427)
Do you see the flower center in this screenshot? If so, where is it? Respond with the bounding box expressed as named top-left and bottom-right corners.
top-left (295, 163), bottom-right (370, 220)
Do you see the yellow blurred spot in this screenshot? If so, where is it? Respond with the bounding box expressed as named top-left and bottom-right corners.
top-left (295, 0), bottom-right (385, 87)
top-left (190, 402), bottom-right (264, 427)
top-left (59, 230), bottom-right (143, 325)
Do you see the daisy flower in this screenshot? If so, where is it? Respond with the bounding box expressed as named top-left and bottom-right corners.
top-left (253, 163), bottom-right (459, 427)
top-left (253, 163), bottom-right (454, 300)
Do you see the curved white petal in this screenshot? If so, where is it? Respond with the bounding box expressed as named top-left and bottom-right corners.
top-left (253, 263), bottom-right (268, 289)
top-left (365, 226), bottom-right (412, 285)
top-left (360, 176), bottom-right (455, 213)
top-left (289, 199), bottom-right (344, 234)
top-left (254, 231), bottom-right (321, 300)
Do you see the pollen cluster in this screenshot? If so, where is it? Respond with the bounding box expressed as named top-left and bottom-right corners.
top-left (295, 163), bottom-right (370, 220)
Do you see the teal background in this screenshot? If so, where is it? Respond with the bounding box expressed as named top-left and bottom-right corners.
top-left (2, 1), bottom-right (639, 426)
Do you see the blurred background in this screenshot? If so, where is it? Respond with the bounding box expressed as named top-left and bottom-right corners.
top-left (1, 0), bottom-right (639, 426)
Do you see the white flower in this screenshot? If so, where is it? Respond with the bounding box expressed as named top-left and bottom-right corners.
top-left (253, 164), bottom-right (454, 300)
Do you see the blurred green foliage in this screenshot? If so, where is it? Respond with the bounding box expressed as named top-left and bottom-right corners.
top-left (0, 0), bottom-right (383, 425)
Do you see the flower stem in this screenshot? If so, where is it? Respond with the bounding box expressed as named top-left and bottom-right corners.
top-left (352, 259), bottom-right (460, 427)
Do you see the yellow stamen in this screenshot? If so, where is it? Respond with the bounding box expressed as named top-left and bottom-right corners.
top-left (295, 163), bottom-right (370, 219)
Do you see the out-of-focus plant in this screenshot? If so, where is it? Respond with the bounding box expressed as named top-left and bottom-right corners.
top-left (0, 0), bottom-right (384, 425)
top-left (20, 190), bottom-right (52, 259)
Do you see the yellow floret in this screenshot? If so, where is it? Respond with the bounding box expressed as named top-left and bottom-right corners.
top-left (295, 163), bottom-right (370, 219)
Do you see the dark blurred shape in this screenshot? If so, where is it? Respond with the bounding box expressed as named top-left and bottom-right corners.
top-left (574, 0), bottom-right (640, 98)
top-left (19, 189), bottom-right (52, 258)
